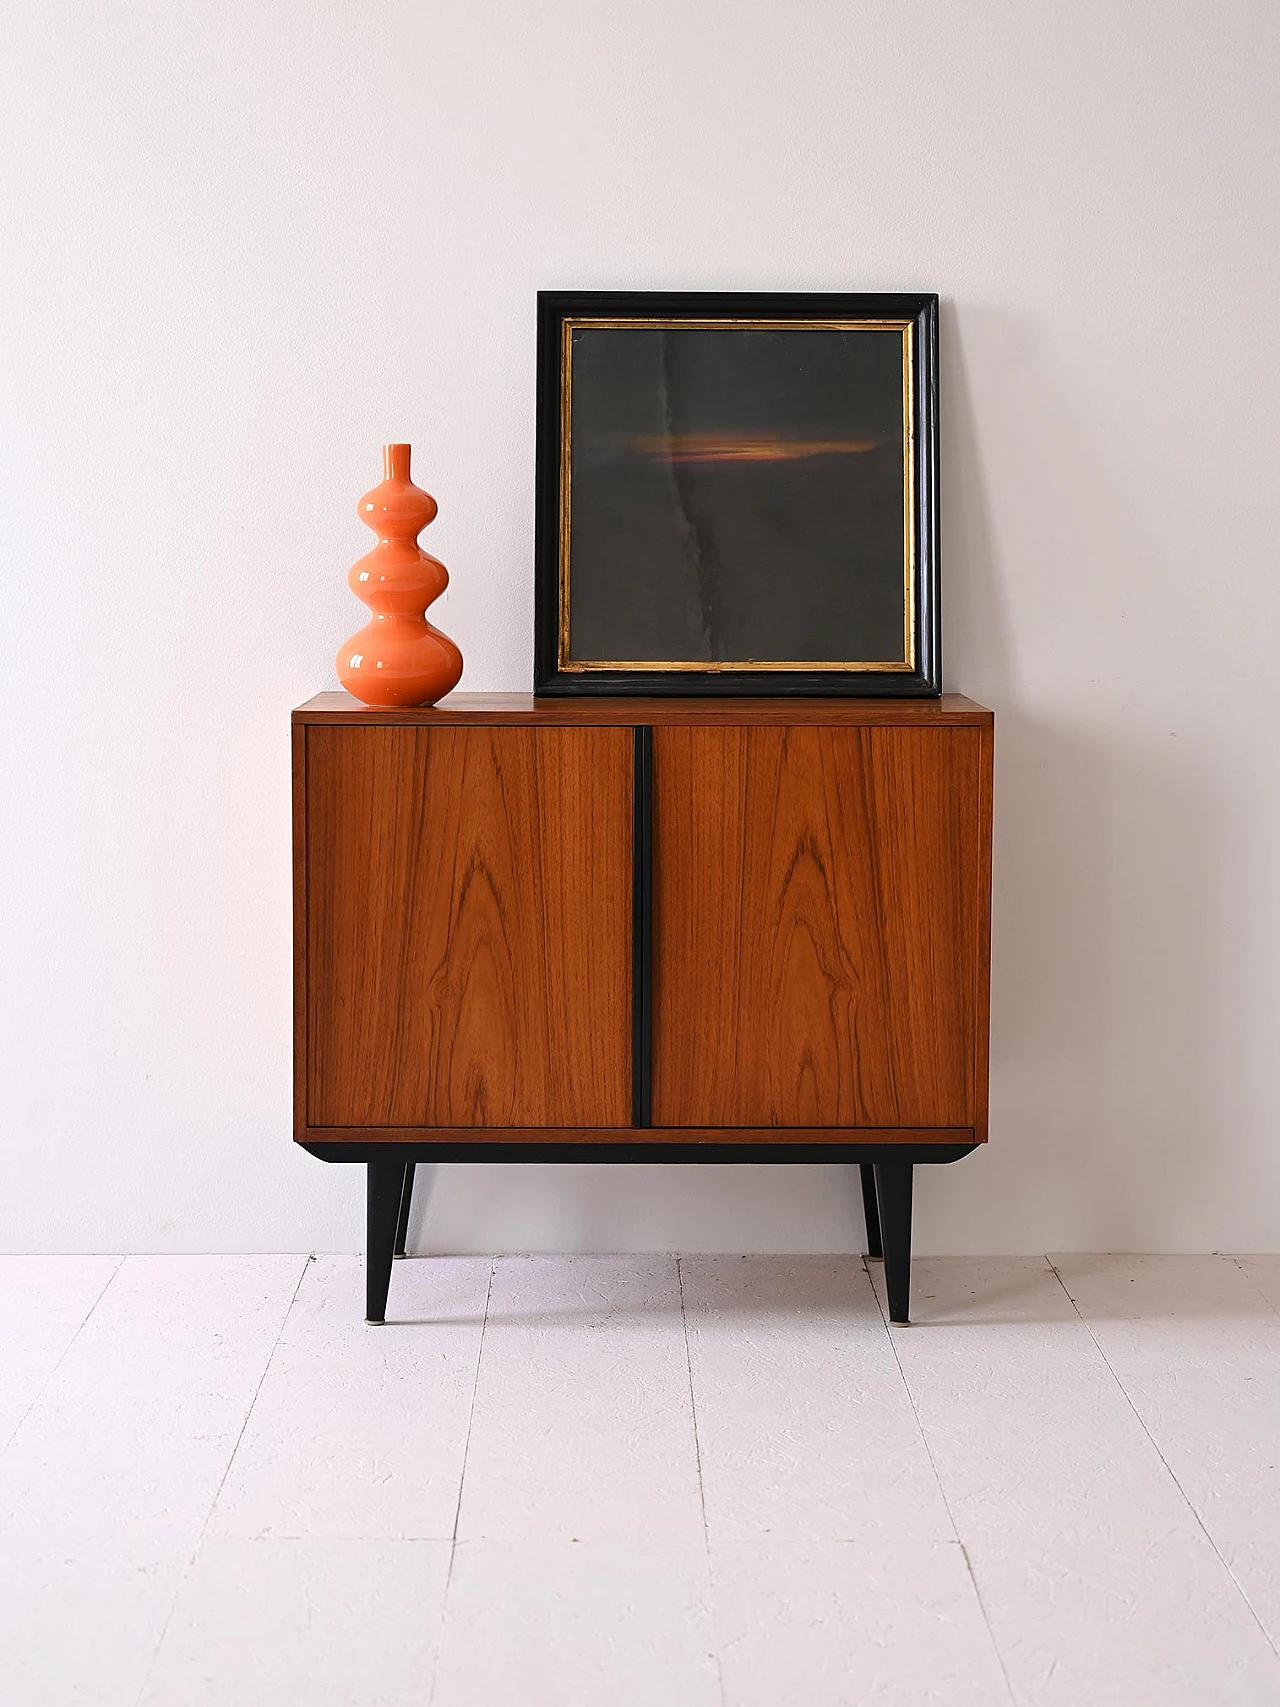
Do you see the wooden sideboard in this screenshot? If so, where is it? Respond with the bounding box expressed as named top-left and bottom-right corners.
top-left (293, 692), bottom-right (994, 1323)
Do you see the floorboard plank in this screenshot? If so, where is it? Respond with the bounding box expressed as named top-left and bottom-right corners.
top-left (712, 1538), bottom-right (1011, 1707)
top-left (0, 1255), bottom-right (121, 1450)
top-left (680, 1254), bottom-right (954, 1545)
top-left (434, 1540), bottom-right (719, 1707)
top-left (209, 1256), bottom-right (492, 1539)
top-left (0, 1255), bottom-right (306, 1707)
top-left (0, 1537), bottom-right (187, 1707)
top-left (455, 1256), bottom-right (703, 1545)
top-left (1054, 1253), bottom-right (1280, 1651)
top-left (140, 1539), bottom-right (450, 1707)
top-left (871, 1257), bottom-right (1280, 1707)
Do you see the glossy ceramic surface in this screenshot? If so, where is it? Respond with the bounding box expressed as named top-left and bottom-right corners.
top-left (337, 444), bottom-right (464, 707)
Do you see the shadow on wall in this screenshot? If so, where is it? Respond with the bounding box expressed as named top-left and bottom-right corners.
top-left (920, 300), bottom-right (1227, 1253)
top-left (406, 299), bottom-right (1230, 1259)
top-left (956, 705), bottom-right (1224, 1251)
top-left (404, 1160), bottom-right (874, 1260)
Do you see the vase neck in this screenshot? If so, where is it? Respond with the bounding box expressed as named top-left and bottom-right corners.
top-left (383, 442), bottom-right (411, 482)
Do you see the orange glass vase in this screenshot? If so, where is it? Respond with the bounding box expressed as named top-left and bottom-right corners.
top-left (336, 443), bottom-right (463, 707)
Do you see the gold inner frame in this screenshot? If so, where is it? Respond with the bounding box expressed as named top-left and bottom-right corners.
top-left (558, 316), bottom-right (917, 673)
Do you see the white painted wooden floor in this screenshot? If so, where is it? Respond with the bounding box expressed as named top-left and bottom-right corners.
top-left (3, 1254), bottom-right (1280, 1706)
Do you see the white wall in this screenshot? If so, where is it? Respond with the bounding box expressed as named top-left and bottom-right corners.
top-left (3, 0), bottom-right (1278, 1255)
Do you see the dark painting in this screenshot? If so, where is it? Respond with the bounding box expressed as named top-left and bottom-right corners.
top-left (566, 324), bottom-right (910, 668)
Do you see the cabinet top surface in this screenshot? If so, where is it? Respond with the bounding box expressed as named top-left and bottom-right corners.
top-left (294, 691), bottom-right (993, 726)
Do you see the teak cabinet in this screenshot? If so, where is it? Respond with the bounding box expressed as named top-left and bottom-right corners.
top-left (293, 693), bottom-right (994, 1324)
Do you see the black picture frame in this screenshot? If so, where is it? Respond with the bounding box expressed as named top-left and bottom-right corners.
top-left (534, 290), bottom-right (940, 697)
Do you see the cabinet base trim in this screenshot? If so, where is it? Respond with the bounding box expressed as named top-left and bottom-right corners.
top-left (301, 1135), bottom-right (978, 1165)
top-left (301, 1124), bottom-right (975, 1147)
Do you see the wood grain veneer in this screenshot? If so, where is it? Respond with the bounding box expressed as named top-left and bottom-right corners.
top-left (650, 725), bottom-right (987, 1131)
top-left (302, 724), bottom-right (632, 1128)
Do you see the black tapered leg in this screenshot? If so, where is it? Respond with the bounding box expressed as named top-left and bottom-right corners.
top-left (393, 1162), bottom-right (416, 1258)
top-left (860, 1164), bottom-right (883, 1259)
top-left (366, 1161), bottom-right (405, 1324)
top-left (873, 1162), bottom-right (914, 1324)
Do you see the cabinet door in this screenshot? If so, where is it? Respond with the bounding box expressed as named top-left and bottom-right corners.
top-left (651, 725), bottom-right (986, 1130)
top-left (305, 724), bottom-right (632, 1128)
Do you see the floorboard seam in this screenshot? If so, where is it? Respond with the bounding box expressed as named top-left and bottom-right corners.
top-left (129, 1252), bottom-right (313, 1707)
top-left (1230, 1255), bottom-right (1280, 1320)
top-left (0, 1253), bottom-right (125, 1459)
top-left (677, 1254), bottom-right (727, 1707)
top-left (1047, 1256), bottom-right (1280, 1665)
top-left (430, 1254), bottom-right (495, 1707)
top-left (865, 1254), bottom-right (1020, 1707)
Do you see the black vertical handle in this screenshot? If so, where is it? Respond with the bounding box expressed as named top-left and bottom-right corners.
top-left (632, 726), bottom-right (653, 1128)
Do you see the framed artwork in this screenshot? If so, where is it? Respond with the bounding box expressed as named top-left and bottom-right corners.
top-left (534, 290), bottom-right (940, 696)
